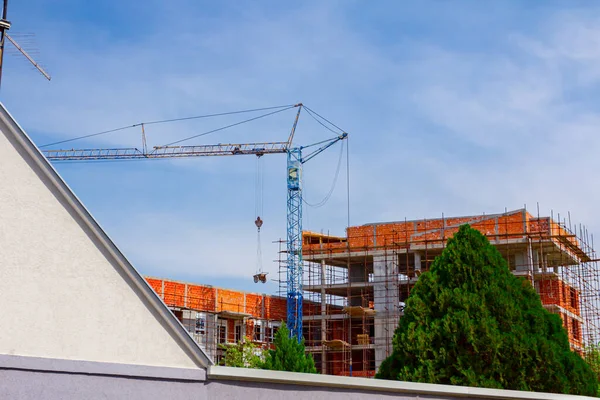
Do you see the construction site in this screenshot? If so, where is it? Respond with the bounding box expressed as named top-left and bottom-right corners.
top-left (144, 276), bottom-right (288, 365)
top-left (145, 208), bottom-right (600, 378)
top-left (26, 76), bottom-right (600, 380)
top-left (5, 0), bottom-right (600, 398)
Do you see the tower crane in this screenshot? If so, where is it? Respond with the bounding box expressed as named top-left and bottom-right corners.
top-left (41, 103), bottom-right (348, 341)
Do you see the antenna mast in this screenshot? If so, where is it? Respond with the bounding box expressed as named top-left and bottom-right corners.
top-left (0, 0), bottom-right (51, 91)
top-left (0, 0), bottom-right (10, 89)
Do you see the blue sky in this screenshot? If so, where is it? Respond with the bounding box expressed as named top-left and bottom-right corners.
top-left (4, 1), bottom-right (600, 294)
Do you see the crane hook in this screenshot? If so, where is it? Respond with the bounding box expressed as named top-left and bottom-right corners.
top-left (255, 216), bottom-right (263, 231)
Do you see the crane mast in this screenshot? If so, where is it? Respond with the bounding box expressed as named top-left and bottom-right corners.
top-left (286, 148), bottom-right (303, 340)
top-left (42, 105), bottom-right (347, 342)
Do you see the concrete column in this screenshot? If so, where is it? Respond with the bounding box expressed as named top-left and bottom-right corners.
top-left (515, 250), bottom-right (533, 273)
top-left (414, 252), bottom-right (422, 275)
top-left (527, 242), bottom-right (535, 277)
top-left (515, 242), bottom-right (536, 285)
top-left (184, 284), bottom-right (188, 308)
top-left (320, 260), bottom-right (327, 374)
top-left (205, 313), bottom-right (218, 361)
top-left (348, 262), bottom-right (365, 307)
top-left (531, 250), bottom-right (544, 273)
top-left (215, 288), bottom-right (219, 312)
top-left (373, 254), bottom-right (399, 371)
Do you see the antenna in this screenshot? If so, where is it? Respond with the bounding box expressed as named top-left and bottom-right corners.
top-left (0, 0), bottom-right (51, 90)
top-left (0, 0), bottom-right (10, 88)
top-left (5, 34), bottom-right (50, 81)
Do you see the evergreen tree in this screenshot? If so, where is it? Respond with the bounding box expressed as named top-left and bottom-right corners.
top-left (376, 225), bottom-right (597, 396)
top-left (262, 323), bottom-right (317, 373)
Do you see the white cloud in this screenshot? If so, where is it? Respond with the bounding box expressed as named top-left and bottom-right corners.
top-left (391, 13), bottom-right (600, 229)
top-left (6, 2), bottom-right (600, 284)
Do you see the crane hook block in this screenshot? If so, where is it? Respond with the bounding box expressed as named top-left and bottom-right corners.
top-left (253, 272), bottom-right (268, 283)
top-left (255, 216), bottom-right (263, 230)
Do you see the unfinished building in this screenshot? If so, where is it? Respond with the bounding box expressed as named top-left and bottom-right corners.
top-left (144, 209), bottom-right (599, 378)
top-left (145, 277), bottom-right (289, 364)
top-left (299, 209), bottom-right (600, 377)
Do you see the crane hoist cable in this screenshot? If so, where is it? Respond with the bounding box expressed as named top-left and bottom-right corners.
top-left (303, 140), bottom-right (345, 208)
top-left (301, 106), bottom-right (346, 208)
top-left (255, 153), bottom-right (264, 222)
top-left (254, 154), bottom-right (266, 283)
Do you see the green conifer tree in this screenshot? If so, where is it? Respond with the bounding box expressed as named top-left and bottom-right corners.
top-left (376, 225), bottom-right (597, 396)
top-left (262, 323), bottom-right (317, 373)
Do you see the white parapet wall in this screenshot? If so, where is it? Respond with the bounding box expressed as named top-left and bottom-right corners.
top-left (207, 366), bottom-right (597, 400)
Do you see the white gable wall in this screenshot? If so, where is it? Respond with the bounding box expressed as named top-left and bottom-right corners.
top-left (0, 109), bottom-right (200, 369)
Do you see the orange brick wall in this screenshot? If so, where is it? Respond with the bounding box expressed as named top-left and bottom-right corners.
top-left (217, 289), bottom-right (245, 314)
top-left (144, 277), bottom-right (296, 322)
top-left (470, 219), bottom-right (496, 236)
top-left (264, 296), bottom-right (287, 322)
top-left (305, 210), bottom-right (533, 253)
top-left (537, 278), bottom-right (583, 348)
top-left (188, 285), bottom-right (216, 310)
top-left (329, 352), bottom-right (345, 376)
top-left (303, 301), bottom-right (321, 317)
top-left (347, 225), bottom-right (374, 248)
top-left (145, 278), bottom-right (162, 296)
top-left (163, 280), bottom-right (185, 308)
top-left (560, 314), bottom-right (583, 348)
top-left (538, 279), bottom-right (581, 315)
top-left (245, 293), bottom-right (263, 317)
top-left (304, 210), bottom-right (586, 255)
top-left (529, 217), bottom-right (550, 234)
top-left (331, 320), bottom-right (346, 341)
top-left (497, 212), bottom-right (527, 237)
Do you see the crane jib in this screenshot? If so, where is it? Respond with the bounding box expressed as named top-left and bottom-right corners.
top-left (42, 134), bottom-right (348, 343)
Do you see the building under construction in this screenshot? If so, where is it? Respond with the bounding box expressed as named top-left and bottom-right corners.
top-left (145, 277), bottom-right (289, 365)
top-left (298, 209), bottom-right (600, 377)
top-left (145, 208), bottom-right (600, 378)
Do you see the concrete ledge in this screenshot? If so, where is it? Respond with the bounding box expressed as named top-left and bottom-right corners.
top-left (0, 354), bottom-right (206, 381)
top-left (207, 366), bottom-right (595, 400)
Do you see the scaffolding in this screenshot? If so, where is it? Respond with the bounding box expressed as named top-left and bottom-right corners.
top-left (144, 277), bottom-right (289, 365)
top-left (289, 208), bottom-right (600, 377)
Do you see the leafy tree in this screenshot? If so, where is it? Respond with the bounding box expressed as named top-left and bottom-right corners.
top-left (262, 323), bottom-right (317, 373)
top-left (584, 343), bottom-right (600, 394)
top-left (585, 342), bottom-right (600, 377)
top-left (220, 337), bottom-right (265, 368)
top-left (377, 225), bottom-right (597, 396)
